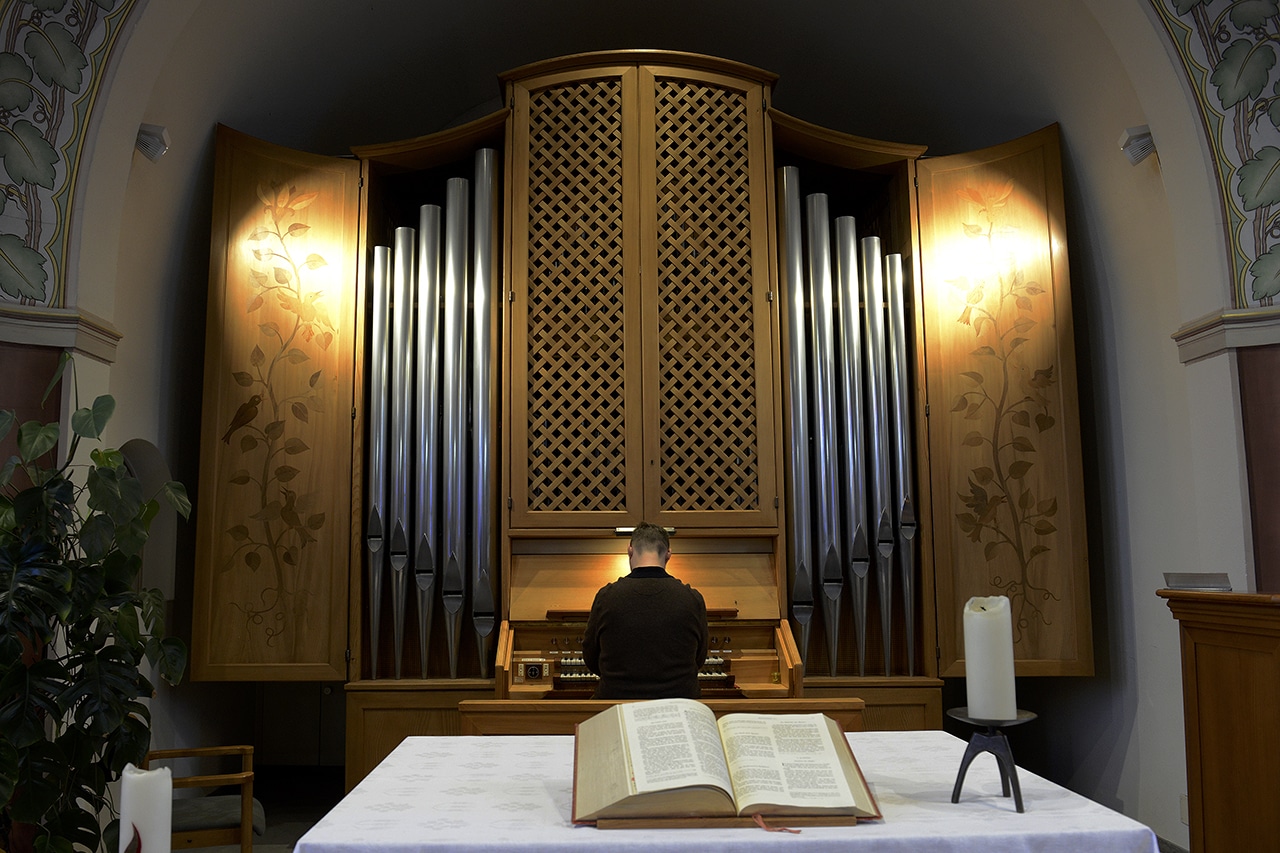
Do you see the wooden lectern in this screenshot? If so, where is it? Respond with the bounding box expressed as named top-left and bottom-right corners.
top-left (1159, 589), bottom-right (1280, 853)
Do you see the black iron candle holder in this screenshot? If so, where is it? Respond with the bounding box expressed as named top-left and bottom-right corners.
top-left (947, 706), bottom-right (1037, 813)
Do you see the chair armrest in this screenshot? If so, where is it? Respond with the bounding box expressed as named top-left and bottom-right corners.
top-left (145, 745), bottom-right (253, 763)
top-left (171, 771), bottom-right (254, 790)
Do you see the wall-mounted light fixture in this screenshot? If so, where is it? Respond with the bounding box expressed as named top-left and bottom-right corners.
top-left (1118, 125), bottom-right (1155, 165)
top-left (135, 123), bottom-right (170, 161)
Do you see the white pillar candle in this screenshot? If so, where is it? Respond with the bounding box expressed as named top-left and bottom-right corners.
top-left (963, 595), bottom-right (1017, 721)
top-left (119, 763), bottom-right (171, 853)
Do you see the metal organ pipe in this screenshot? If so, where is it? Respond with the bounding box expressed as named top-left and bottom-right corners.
top-left (471, 149), bottom-right (498, 677)
top-left (834, 217), bottom-right (871, 676)
top-left (415, 205), bottom-right (442, 679)
top-left (365, 246), bottom-right (391, 677)
top-left (804, 193), bottom-right (844, 676)
top-left (389, 227), bottom-right (416, 678)
top-left (777, 166), bottom-right (814, 665)
top-left (860, 236), bottom-right (896, 675)
top-left (441, 176), bottom-right (470, 679)
top-left (885, 253), bottom-right (918, 675)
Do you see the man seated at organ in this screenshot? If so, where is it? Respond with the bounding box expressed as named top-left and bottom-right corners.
top-left (582, 522), bottom-right (710, 699)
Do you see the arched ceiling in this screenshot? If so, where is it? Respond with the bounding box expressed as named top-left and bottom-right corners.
top-left (147, 0), bottom-right (1115, 157)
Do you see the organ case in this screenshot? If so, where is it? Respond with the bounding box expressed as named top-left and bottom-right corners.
top-left (187, 49), bottom-right (1094, 786)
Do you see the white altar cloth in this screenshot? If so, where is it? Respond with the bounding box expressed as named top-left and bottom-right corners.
top-left (295, 730), bottom-right (1159, 852)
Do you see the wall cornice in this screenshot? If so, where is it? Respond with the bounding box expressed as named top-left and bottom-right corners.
top-left (0, 303), bottom-right (120, 363)
top-left (1173, 306), bottom-right (1280, 363)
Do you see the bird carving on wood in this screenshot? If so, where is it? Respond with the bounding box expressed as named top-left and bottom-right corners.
top-left (221, 394), bottom-right (262, 444)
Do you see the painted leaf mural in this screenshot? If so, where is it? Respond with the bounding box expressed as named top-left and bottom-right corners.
top-left (0, 1), bottom-right (132, 309)
top-left (1209, 39), bottom-right (1275, 108)
top-left (1157, 0), bottom-right (1280, 306)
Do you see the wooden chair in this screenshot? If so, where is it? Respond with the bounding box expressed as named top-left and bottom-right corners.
top-left (142, 745), bottom-right (266, 853)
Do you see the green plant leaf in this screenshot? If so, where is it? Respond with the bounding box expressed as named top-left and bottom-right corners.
top-left (23, 21), bottom-right (88, 92)
top-left (155, 636), bottom-right (187, 686)
top-left (78, 512), bottom-right (115, 562)
top-left (0, 659), bottom-right (65, 747)
top-left (115, 516), bottom-right (150, 557)
top-left (10, 737), bottom-right (63, 821)
top-left (16, 420), bottom-right (58, 463)
top-left (88, 465), bottom-right (145, 526)
top-left (115, 601), bottom-right (141, 646)
top-left (0, 409), bottom-right (13, 442)
top-left (1206, 38), bottom-right (1269, 108)
top-left (0, 51), bottom-right (34, 112)
top-left (71, 394), bottom-right (114, 439)
top-left (62, 645), bottom-right (140, 735)
top-left (0, 737), bottom-right (17, 807)
top-left (0, 232), bottom-right (50, 300)
top-left (1238, 146), bottom-right (1280, 210)
top-left (161, 480), bottom-right (191, 518)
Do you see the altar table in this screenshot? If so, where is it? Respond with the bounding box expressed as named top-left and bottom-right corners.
top-left (295, 730), bottom-right (1158, 852)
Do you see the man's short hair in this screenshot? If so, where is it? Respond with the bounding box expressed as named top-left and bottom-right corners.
top-left (630, 521), bottom-right (669, 555)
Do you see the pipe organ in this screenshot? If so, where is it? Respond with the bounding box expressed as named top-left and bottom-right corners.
top-left (194, 50), bottom-right (1093, 788)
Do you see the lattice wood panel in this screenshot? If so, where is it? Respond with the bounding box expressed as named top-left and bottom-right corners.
top-left (653, 79), bottom-right (760, 512)
top-left (524, 80), bottom-right (629, 513)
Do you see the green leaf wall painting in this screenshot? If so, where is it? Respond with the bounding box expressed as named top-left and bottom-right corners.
top-left (0, 0), bottom-right (135, 308)
top-left (1155, 0), bottom-right (1280, 307)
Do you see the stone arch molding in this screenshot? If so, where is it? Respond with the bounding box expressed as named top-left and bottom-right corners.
top-left (0, 0), bottom-right (1265, 360)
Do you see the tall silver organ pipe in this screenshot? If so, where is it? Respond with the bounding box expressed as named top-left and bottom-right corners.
top-left (471, 149), bottom-right (498, 676)
top-left (834, 216), bottom-right (871, 676)
top-left (389, 227), bottom-right (416, 678)
top-left (804, 193), bottom-right (844, 676)
top-left (777, 166), bottom-right (814, 664)
top-left (885, 253), bottom-right (918, 675)
top-left (441, 176), bottom-right (470, 678)
top-left (860, 236), bottom-right (896, 675)
top-left (415, 205), bottom-right (442, 678)
top-left (365, 246), bottom-right (391, 677)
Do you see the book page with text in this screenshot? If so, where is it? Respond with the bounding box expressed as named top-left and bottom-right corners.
top-left (620, 699), bottom-right (733, 796)
top-left (718, 713), bottom-right (858, 812)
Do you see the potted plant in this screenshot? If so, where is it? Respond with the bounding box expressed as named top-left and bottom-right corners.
top-left (0, 356), bottom-right (190, 853)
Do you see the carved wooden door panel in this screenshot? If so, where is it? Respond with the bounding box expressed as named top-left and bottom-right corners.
top-left (192, 125), bottom-right (361, 680)
top-left (507, 64), bottom-right (645, 531)
top-left (506, 59), bottom-right (779, 532)
top-left (642, 65), bottom-right (778, 531)
top-left (917, 124), bottom-right (1093, 676)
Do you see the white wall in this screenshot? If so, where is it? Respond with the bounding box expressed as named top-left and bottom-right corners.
top-left (70, 1), bottom-right (1250, 846)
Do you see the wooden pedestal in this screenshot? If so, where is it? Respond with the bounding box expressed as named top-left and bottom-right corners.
top-left (1159, 589), bottom-right (1280, 853)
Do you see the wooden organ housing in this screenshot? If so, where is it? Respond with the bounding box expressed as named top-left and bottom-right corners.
top-left (192, 50), bottom-right (1094, 789)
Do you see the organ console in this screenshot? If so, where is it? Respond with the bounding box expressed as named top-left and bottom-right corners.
top-left (494, 538), bottom-right (804, 700)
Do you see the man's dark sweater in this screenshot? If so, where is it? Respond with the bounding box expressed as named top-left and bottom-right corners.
top-left (582, 567), bottom-right (710, 699)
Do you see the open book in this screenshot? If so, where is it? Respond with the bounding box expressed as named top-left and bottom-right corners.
top-left (572, 698), bottom-right (880, 825)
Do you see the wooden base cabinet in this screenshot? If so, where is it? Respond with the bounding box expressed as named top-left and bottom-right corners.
top-left (1160, 590), bottom-right (1280, 853)
top-left (344, 680), bottom-right (491, 790)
